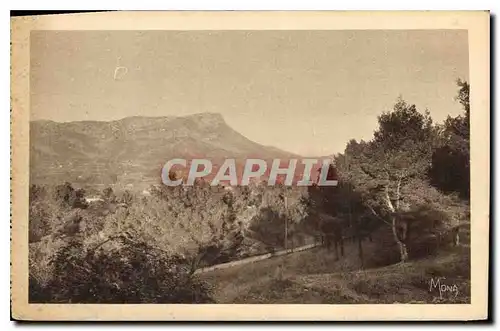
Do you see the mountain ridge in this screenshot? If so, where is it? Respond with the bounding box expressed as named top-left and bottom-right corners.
top-left (30, 113), bottom-right (309, 189)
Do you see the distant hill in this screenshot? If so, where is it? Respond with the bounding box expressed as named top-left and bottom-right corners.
top-left (30, 113), bottom-right (320, 189)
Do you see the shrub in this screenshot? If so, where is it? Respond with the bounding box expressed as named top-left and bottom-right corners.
top-left (32, 236), bottom-right (214, 303)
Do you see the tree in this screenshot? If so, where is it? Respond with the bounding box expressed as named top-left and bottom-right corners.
top-left (248, 185), bottom-right (309, 251)
top-left (29, 183), bottom-right (89, 243)
top-left (307, 163), bottom-right (380, 265)
top-left (54, 182), bottom-right (88, 209)
top-left (119, 190), bottom-right (134, 205)
top-left (102, 187), bottom-right (116, 203)
top-left (29, 185), bottom-right (51, 242)
top-left (456, 79), bottom-right (470, 117)
top-left (338, 97), bottom-right (436, 262)
top-left (429, 79), bottom-right (470, 199)
top-left (98, 182), bottom-right (247, 272)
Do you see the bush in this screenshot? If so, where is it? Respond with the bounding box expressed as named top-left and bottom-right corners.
top-left (31, 236), bottom-right (214, 303)
top-left (54, 182), bottom-right (88, 209)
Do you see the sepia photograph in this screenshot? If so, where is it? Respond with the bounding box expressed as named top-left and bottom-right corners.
top-left (10, 11), bottom-right (490, 321)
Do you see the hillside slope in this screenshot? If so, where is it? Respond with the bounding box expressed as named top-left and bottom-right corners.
top-left (30, 113), bottom-right (304, 189)
top-left (200, 242), bottom-right (470, 304)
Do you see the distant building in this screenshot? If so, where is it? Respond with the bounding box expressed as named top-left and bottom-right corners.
top-left (85, 196), bottom-right (104, 203)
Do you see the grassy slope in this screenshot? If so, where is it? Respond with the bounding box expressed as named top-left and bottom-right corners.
top-left (200, 240), bottom-right (470, 304)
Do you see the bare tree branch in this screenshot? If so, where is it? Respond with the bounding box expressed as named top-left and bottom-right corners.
top-left (367, 205), bottom-right (391, 226)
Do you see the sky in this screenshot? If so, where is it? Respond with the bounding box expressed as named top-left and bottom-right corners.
top-left (30, 30), bottom-right (469, 156)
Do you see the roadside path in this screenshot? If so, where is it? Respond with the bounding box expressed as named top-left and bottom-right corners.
top-left (194, 242), bottom-right (322, 274)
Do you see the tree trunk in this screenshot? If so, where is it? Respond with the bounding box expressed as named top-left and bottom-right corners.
top-left (358, 236), bottom-right (364, 268)
top-left (453, 227), bottom-right (460, 246)
top-left (284, 218), bottom-right (288, 251)
top-left (391, 215), bottom-right (408, 263)
top-left (385, 186), bottom-right (408, 263)
top-left (397, 240), bottom-right (408, 262)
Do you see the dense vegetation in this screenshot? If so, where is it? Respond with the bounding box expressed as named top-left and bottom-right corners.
top-left (29, 80), bottom-right (470, 303)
